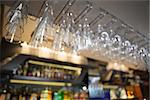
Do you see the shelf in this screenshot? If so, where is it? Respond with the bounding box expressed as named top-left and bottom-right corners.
top-left (28, 60), bottom-right (82, 75)
top-left (10, 75), bottom-right (72, 86)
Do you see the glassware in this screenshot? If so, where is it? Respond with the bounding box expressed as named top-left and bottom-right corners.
top-left (63, 12), bottom-right (75, 49)
top-left (138, 47), bottom-right (148, 62)
top-left (120, 40), bottom-right (131, 60)
top-left (29, 0), bottom-right (55, 47)
top-left (73, 24), bottom-right (83, 52)
top-left (52, 20), bottom-right (66, 51)
top-left (99, 31), bottom-right (112, 58)
top-left (108, 34), bottom-right (122, 61)
top-left (82, 18), bottom-right (92, 49)
top-left (128, 44), bottom-right (139, 64)
top-left (4, 0), bottom-right (28, 43)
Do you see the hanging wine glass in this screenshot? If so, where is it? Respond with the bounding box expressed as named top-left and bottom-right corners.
top-left (109, 34), bottom-right (122, 61)
top-left (99, 31), bottom-right (111, 55)
top-left (93, 24), bottom-right (104, 51)
top-left (62, 12), bottom-right (76, 49)
top-left (4, 0), bottom-right (28, 43)
top-left (128, 44), bottom-right (139, 64)
top-left (120, 40), bottom-right (131, 61)
top-left (81, 18), bottom-right (93, 50)
top-left (52, 20), bottom-right (66, 51)
top-left (29, 0), bottom-right (55, 47)
top-left (73, 24), bottom-right (83, 52)
top-left (138, 47), bottom-right (148, 61)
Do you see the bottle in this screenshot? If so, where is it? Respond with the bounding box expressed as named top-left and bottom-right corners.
top-left (22, 91), bottom-right (26, 100)
top-left (44, 67), bottom-right (49, 78)
top-left (23, 62), bottom-right (29, 76)
top-left (6, 92), bottom-right (11, 100)
top-left (53, 68), bottom-right (57, 80)
top-left (50, 67), bottom-right (54, 79)
top-left (40, 88), bottom-right (52, 100)
top-left (80, 91), bottom-right (88, 100)
top-left (11, 89), bottom-right (19, 100)
top-left (66, 70), bottom-right (70, 80)
top-left (36, 67), bottom-right (41, 77)
top-left (27, 65), bottom-right (33, 76)
top-left (47, 67), bottom-right (51, 79)
top-left (71, 71), bottom-right (76, 79)
top-left (54, 91), bottom-right (64, 100)
top-left (32, 68), bottom-right (37, 77)
top-left (61, 69), bottom-right (65, 80)
top-left (30, 93), bottom-right (38, 100)
top-left (63, 69), bottom-right (67, 80)
top-left (0, 90), bottom-right (7, 100)
top-left (68, 70), bottom-right (72, 80)
top-left (17, 65), bottom-right (23, 76)
top-left (74, 92), bottom-right (79, 100)
top-left (19, 94), bottom-right (23, 100)
top-left (59, 69), bottom-right (63, 80)
top-left (40, 67), bottom-right (44, 78)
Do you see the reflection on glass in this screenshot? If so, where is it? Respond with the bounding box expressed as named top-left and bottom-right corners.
top-left (29, 1), bottom-right (54, 47)
top-left (4, 1), bottom-right (28, 43)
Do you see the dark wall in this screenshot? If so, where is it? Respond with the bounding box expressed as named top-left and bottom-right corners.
top-left (0, 38), bottom-right (21, 61)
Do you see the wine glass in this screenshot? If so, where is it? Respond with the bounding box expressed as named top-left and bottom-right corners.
top-left (128, 44), bottom-right (139, 64)
top-left (4, 0), bottom-right (28, 43)
top-left (29, 1), bottom-right (55, 48)
top-left (73, 24), bottom-right (83, 52)
top-left (52, 20), bottom-right (66, 51)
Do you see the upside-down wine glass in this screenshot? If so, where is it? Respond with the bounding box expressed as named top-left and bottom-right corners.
top-left (4, 0), bottom-right (28, 43)
top-left (29, 0), bottom-right (55, 47)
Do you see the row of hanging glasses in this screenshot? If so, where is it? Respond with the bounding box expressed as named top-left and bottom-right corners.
top-left (3, 0), bottom-right (149, 70)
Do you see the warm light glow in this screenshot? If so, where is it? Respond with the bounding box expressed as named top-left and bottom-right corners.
top-left (114, 62), bottom-right (118, 66)
top-left (20, 42), bottom-right (28, 47)
top-left (28, 60), bottom-right (82, 75)
top-left (107, 62), bottom-right (129, 72)
top-left (20, 45), bottom-right (88, 65)
top-left (103, 85), bottom-right (118, 89)
top-left (82, 86), bottom-right (87, 91)
top-left (10, 79), bottom-right (72, 86)
top-left (56, 51), bottom-right (68, 61)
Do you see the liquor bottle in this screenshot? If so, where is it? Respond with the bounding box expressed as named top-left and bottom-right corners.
top-left (23, 62), bottom-right (29, 76)
top-left (30, 93), bottom-right (38, 100)
top-left (40, 88), bottom-right (52, 100)
top-left (47, 67), bottom-right (51, 79)
top-left (53, 68), bottom-right (57, 80)
top-left (68, 70), bottom-right (72, 80)
top-left (74, 71), bottom-right (78, 79)
top-left (27, 65), bottom-right (33, 76)
top-left (41, 67), bottom-right (45, 78)
top-left (44, 67), bottom-right (49, 78)
top-left (50, 67), bottom-right (54, 79)
top-left (0, 90), bottom-right (7, 100)
top-left (63, 90), bottom-right (73, 100)
top-left (57, 69), bottom-right (61, 80)
top-left (36, 67), bottom-right (41, 77)
top-left (80, 91), bottom-right (88, 100)
top-left (74, 92), bottom-right (80, 100)
top-left (54, 91), bottom-right (64, 100)
top-left (71, 71), bottom-right (76, 79)
top-left (11, 90), bottom-right (19, 100)
top-left (17, 65), bottom-right (23, 76)
top-left (59, 69), bottom-right (64, 80)
top-left (19, 94), bottom-right (23, 100)
top-left (6, 92), bottom-right (11, 100)
top-left (63, 69), bottom-right (67, 80)
top-left (66, 70), bottom-right (70, 80)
